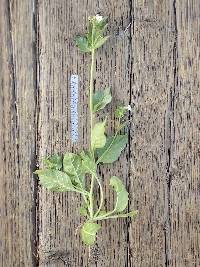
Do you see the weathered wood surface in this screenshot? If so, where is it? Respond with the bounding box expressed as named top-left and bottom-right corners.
top-left (0, 0), bottom-right (37, 266)
top-left (0, 0), bottom-right (199, 267)
top-left (129, 1), bottom-right (176, 266)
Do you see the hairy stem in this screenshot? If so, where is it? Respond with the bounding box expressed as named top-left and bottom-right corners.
top-left (89, 49), bottom-right (95, 218)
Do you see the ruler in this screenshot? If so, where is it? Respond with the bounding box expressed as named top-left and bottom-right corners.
top-left (70, 74), bottom-right (79, 143)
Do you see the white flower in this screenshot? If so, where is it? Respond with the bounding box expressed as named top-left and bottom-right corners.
top-left (95, 14), bottom-right (103, 22)
top-left (127, 105), bottom-right (132, 111)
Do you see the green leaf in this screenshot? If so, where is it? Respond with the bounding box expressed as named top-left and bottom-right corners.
top-left (121, 210), bottom-right (138, 218)
top-left (79, 206), bottom-right (88, 217)
top-left (110, 176), bottom-right (129, 212)
top-left (91, 120), bottom-right (107, 150)
top-left (43, 154), bottom-right (62, 170)
top-left (97, 134), bottom-right (128, 163)
top-left (80, 151), bottom-right (96, 174)
top-left (93, 88), bottom-right (112, 113)
top-left (95, 18), bottom-right (108, 31)
top-left (63, 153), bottom-right (85, 188)
top-left (75, 36), bottom-right (90, 53)
top-left (81, 222), bottom-right (101, 245)
top-left (35, 169), bottom-right (74, 192)
top-left (94, 36), bottom-right (109, 49)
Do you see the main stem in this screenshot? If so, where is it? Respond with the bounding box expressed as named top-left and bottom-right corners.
top-left (89, 49), bottom-right (95, 218)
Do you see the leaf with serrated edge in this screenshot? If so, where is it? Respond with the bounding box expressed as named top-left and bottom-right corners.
top-left (63, 153), bottom-right (84, 188)
top-left (81, 222), bottom-right (101, 245)
top-left (93, 88), bottom-right (112, 113)
top-left (91, 120), bottom-right (107, 150)
top-left (35, 169), bottom-right (74, 192)
top-left (110, 176), bottom-right (128, 212)
top-left (97, 134), bottom-right (128, 163)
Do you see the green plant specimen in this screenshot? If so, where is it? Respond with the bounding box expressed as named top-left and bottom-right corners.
top-left (35, 15), bottom-right (138, 246)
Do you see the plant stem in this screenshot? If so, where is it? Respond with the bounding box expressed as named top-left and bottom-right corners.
top-left (89, 49), bottom-right (95, 218)
top-left (92, 212), bottom-right (134, 221)
top-left (89, 49), bottom-right (95, 151)
top-left (94, 175), bottom-right (104, 217)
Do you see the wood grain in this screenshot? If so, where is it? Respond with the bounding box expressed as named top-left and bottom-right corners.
top-left (169, 1), bottom-right (200, 266)
top-left (0, 0), bottom-right (200, 266)
top-left (129, 1), bottom-right (176, 266)
top-left (0, 0), bottom-right (37, 266)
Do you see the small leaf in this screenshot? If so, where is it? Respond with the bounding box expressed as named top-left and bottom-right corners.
top-left (110, 176), bottom-right (129, 212)
top-left (35, 169), bottom-right (74, 192)
top-left (97, 134), bottom-right (128, 163)
top-left (79, 206), bottom-right (88, 217)
top-left (75, 36), bottom-right (90, 53)
top-left (93, 88), bottom-right (112, 113)
top-left (43, 154), bottom-right (62, 170)
top-left (63, 153), bottom-right (85, 188)
top-left (115, 105), bottom-right (128, 119)
top-left (123, 210), bottom-right (138, 218)
top-left (94, 36), bottom-right (109, 49)
top-left (91, 120), bottom-right (107, 150)
top-left (81, 222), bottom-right (101, 245)
top-left (80, 151), bottom-right (96, 174)
top-left (95, 18), bottom-right (108, 31)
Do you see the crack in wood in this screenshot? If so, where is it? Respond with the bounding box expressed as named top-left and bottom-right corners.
top-left (126, 1), bottom-right (134, 267)
top-left (32, 0), bottom-right (40, 266)
top-left (164, 0), bottom-right (178, 266)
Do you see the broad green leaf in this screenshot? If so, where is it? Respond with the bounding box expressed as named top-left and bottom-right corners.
top-left (94, 36), bottom-right (109, 49)
top-left (93, 88), bottom-right (112, 113)
top-left (81, 222), bottom-right (101, 245)
top-left (75, 36), bottom-right (90, 53)
top-left (63, 153), bottom-right (84, 188)
top-left (43, 154), bottom-right (62, 170)
top-left (35, 169), bottom-right (74, 192)
top-left (91, 120), bottom-right (107, 150)
top-left (110, 176), bottom-right (129, 212)
top-left (80, 151), bottom-right (96, 174)
top-left (97, 134), bottom-right (128, 163)
top-left (79, 206), bottom-right (88, 217)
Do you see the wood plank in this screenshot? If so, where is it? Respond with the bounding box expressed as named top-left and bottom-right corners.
top-left (37, 0), bottom-right (131, 266)
top-left (129, 1), bottom-right (176, 266)
top-left (169, 1), bottom-right (200, 266)
top-left (0, 0), bottom-right (37, 266)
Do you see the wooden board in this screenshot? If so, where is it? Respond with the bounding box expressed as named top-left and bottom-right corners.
top-left (169, 1), bottom-right (200, 266)
top-left (0, 0), bottom-right (200, 266)
top-left (0, 0), bottom-right (37, 266)
top-left (129, 1), bottom-right (176, 266)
